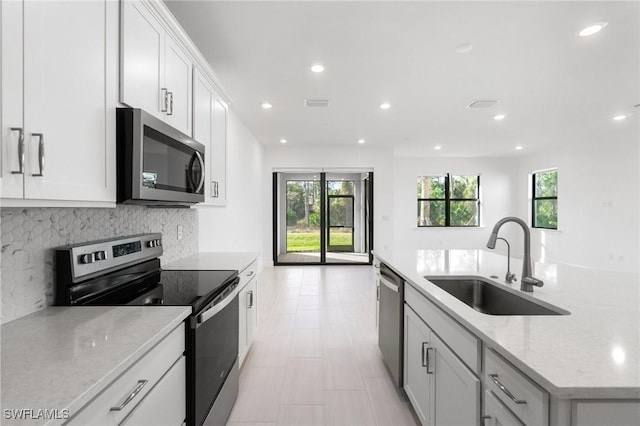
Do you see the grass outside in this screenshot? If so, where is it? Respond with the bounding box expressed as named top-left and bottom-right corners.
top-left (287, 232), bottom-right (352, 252)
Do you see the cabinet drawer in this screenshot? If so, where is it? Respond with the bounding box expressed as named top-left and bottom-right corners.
top-left (405, 283), bottom-right (480, 373)
top-left (121, 357), bottom-right (186, 426)
top-left (484, 348), bottom-right (549, 426)
top-left (68, 324), bottom-right (185, 425)
top-left (484, 390), bottom-right (525, 426)
top-left (238, 259), bottom-right (258, 290)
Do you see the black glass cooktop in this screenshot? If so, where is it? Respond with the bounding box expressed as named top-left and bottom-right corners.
top-left (160, 269), bottom-right (238, 312)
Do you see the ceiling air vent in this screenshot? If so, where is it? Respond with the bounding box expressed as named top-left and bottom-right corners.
top-left (467, 100), bottom-right (498, 108)
top-left (305, 99), bottom-right (330, 108)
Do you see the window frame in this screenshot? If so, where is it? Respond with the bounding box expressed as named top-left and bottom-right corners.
top-left (417, 173), bottom-right (481, 227)
top-left (531, 169), bottom-right (558, 230)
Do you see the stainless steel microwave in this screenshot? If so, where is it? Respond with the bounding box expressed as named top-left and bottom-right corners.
top-left (116, 108), bottom-right (205, 206)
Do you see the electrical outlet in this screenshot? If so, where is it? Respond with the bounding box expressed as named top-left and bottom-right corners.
top-left (177, 225), bottom-right (183, 240)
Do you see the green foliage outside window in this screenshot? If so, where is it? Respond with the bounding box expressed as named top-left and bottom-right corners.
top-left (532, 170), bottom-right (558, 229)
top-left (417, 174), bottom-right (480, 227)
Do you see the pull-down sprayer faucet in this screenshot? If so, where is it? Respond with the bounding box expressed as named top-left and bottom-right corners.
top-left (486, 216), bottom-right (543, 292)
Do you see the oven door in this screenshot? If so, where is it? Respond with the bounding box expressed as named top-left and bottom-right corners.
top-left (189, 280), bottom-right (240, 426)
top-left (117, 108), bottom-right (205, 205)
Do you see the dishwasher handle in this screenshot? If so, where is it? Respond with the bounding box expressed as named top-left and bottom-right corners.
top-left (379, 275), bottom-right (399, 293)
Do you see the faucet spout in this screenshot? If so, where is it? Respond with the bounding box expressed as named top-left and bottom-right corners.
top-left (486, 216), bottom-right (543, 292)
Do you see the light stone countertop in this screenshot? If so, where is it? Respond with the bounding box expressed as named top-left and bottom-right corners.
top-left (373, 248), bottom-right (640, 399)
top-left (0, 306), bottom-right (191, 425)
top-left (162, 252), bottom-right (258, 272)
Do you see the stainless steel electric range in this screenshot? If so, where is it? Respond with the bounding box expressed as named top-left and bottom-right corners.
top-left (55, 233), bottom-right (239, 426)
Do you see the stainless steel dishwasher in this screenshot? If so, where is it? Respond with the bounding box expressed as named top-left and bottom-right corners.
top-left (378, 262), bottom-right (405, 387)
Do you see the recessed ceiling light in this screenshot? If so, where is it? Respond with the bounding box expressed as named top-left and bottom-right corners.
top-left (280, 139), bottom-right (287, 144)
top-left (311, 64), bottom-right (325, 73)
top-left (613, 115), bottom-right (627, 121)
top-left (379, 102), bottom-right (391, 110)
top-left (357, 139), bottom-right (366, 144)
top-left (494, 114), bottom-right (506, 121)
top-left (261, 102), bottom-right (273, 109)
top-left (434, 145), bottom-right (442, 150)
top-left (578, 21), bottom-right (608, 37)
top-left (515, 145), bottom-right (523, 150)
top-left (455, 43), bottom-right (473, 54)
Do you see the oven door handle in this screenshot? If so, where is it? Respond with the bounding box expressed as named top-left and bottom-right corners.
top-left (196, 279), bottom-right (240, 325)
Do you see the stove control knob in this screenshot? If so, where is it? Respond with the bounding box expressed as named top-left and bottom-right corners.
top-left (79, 253), bottom-right (95, 264)
top-left (156, 239), bottom-right (162, 247)
top-left (147, 240), bottom-right (156, 248)
top-left (94, 250), bottom-right (107, 261)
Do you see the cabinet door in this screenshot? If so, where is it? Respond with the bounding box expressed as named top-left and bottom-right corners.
top-left (164, 35), bottom-right (192, 136)
top-left (210, 98), bottom-right (227, 204)
top-left (121, 0), bottom-right (164, 117)
top-left (432, 332), bottom-right (480, 426)
top-left (483, 390), bottom-right (524, 426)
top-left (404, 306), bottom-right (433, 425)
top-left (246, 276), bottom-right (258, 346)
top-left (23, 0), bottom-right (114, 201)
top-left (193, 68), bottom-right (215, 204)
top-left (0, 0), bottom-right (24, 198)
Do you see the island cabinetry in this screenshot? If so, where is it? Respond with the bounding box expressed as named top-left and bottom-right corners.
top-left (121, 0), bottom-right (192, 136)
top-left (404, 283), bottom-right (481, 425)
top-left (67, 324), bottom-right (186, 426)
top-left (238, 259), bottom-right (259, 366)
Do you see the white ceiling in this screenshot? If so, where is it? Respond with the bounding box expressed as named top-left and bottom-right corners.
top-left (165, 1), bottom-right (639, 157)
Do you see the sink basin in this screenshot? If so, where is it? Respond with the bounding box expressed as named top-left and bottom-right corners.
top-left (425, 276), bottom-right (569, 316)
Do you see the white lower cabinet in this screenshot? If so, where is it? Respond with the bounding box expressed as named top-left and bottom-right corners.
top-left (404, 305), bottom-right (480, 426)
top-left (238, 260), bottom-right (259, 366)
top-left (67, 324), bottom-right (185, 426)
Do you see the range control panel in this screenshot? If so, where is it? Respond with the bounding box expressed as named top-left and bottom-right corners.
top-left (57, 233), bottom-right (163, 282)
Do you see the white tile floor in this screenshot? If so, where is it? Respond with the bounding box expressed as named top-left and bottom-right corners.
top-left (227, 265), bottom-right (419, 426)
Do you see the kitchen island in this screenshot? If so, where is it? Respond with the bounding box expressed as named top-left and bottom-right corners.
top-left (374, 248), bottom-right (639, 425)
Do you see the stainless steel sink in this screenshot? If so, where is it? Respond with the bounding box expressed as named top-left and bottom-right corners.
top-left (425, 276), bottom-right (569, 316)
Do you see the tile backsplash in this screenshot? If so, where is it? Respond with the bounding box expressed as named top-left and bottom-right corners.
top-left (0, 205), bottom-right (198, 324)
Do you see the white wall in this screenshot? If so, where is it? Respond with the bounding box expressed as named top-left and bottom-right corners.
top-left (392, 156), bottom-right (521, 256)
top-left (262, 146), bottom-right (394, 266)
top-left (516, 125), bottom-right (639, 272)
top-left (198, 109), bottom-right (264, 260)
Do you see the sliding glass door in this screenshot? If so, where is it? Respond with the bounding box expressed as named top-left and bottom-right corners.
top-left (273, 171), bottom-right (373, 265)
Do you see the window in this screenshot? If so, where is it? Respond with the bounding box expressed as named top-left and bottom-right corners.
top-left (532, 169), bottom-right (558, 229)
top-left (417, 174), bottom-right (480, 227)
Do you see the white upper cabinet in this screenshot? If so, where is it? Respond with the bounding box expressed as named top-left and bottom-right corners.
top-left (121, 0), bottom-right (192, 136)
top-left (0, 0), bottom-right (116, 204)
top-left (193, 66), bottom-right (227, 206)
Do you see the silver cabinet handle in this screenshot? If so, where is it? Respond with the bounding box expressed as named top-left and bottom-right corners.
top-left (488, 374), bottom-right (527, 404)
top-left (109, 379), bottom-right (148, 411)
top-left (426, 347), bottom-right (434, 374)
top-left (246, 270), bottom-right (255, 277)
top-left (167, 92), bottom-right (174, 115)
top-left (194, 151), bottom-right (205, 193)
top-left (379, 276), bottom-right (399, 293)
top-left (31, 133), bottom-right (44, 177)
top-left (421, 342), bottom-right (428, 367)
top-left (160, 88), bottom-right (168, 112)
top-left (10, 127), bottom-right (24, 174)
top-left (376, 285), bottom-right (380, 301)
top-left (212, 181), bottom-right (219, 198)
top-left (247, 290), bottom-right (254, 309)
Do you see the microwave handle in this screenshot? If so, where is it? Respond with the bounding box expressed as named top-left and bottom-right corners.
top-left (194, 151), bottom-right (205, 193)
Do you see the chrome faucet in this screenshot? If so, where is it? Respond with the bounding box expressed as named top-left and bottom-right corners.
top-left (496, 237), bottom-right (517, 283)
top-left (486, 216), bottom-right (543, 292)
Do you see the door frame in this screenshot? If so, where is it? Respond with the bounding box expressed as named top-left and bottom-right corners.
top-left (273, 171), bottom-right (374, 266)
